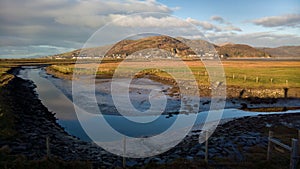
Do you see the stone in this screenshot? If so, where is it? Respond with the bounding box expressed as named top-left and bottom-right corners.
top-left (126, 160), bottom-right (138, 167)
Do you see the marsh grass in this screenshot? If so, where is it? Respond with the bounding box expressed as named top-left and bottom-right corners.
top-left (49, 61), bottom-right (300, 88)
top-left (0, 67), bottom-right (14, 87)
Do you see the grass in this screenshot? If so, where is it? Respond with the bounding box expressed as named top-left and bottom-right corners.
top-left (48, 60), bottom-right (300, 88)
top-left (0, 67), bottom-right (14, 87)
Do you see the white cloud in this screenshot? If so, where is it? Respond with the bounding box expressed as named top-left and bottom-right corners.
top-left (210, 15), bottom-right (242, 32)
top-left (0, 45), bottom-right (75, 58)
top-left (210, 16), bottom-right (225, 23)
top-left (186, 17), bottom-right (222, 31)
top-left (0, 0), bottom-right (174, 58)
top-left (223, 25), bottom-right (242, 32)
top-left (186, 17), bottom-right (242, 32)
top-left (252, 14), bottom-right (300, 27)
top-left (208, 32), bottom-right (300, 47)
top-left (113, 15), bottom-right (190, 28)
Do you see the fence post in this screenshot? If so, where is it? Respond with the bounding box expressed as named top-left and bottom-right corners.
top-left (267, 131), bottom-right (273, 161)
top-left (290, 139), bottom-right (298, 169)
top-left (46, 136), bottom-right (50, 158)
top-left (205, 130), bottom-right (209, 163)
top-left (298, 130), bottom-right (300, 154)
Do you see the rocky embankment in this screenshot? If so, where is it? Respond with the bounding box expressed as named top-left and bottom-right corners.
top-left (0, 76), bottom-right (121, 167)
top-left (1, 72), bottom-right (300, 168)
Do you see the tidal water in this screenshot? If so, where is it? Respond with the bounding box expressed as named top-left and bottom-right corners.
top-left (17, 67), bottom-right (300, 142)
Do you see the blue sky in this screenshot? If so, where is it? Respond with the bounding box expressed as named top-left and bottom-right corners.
top-left (159, 0), bottom-right (299, 33)
top-left (0, 0), bottom-right (299, 58)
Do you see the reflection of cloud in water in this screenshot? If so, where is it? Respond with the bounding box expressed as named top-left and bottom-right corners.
top-left (18, 68), bottom-right (77, 120)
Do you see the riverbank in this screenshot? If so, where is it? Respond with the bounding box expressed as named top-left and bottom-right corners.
top-left (0, 68), bottom-right (300, 168)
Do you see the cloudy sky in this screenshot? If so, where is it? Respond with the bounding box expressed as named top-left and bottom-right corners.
top-left (0, 0), bottom-right (299, 58)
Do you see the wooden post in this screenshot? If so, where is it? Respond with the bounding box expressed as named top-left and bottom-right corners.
top-left (286, 80), bottom-right (289, 86)
top-left (46, 136), bottom-right (50, 158)
top-left (244, 75), bottom-right (247, 82)
top-left (123, 136), bottom-right (126, 168)
top-left (267, 131), bottom-right (273, 161)
top-left (256, 77), bottom-right (259, 83)
top-left (290, 139), bottom-right (298, 169)
top-left (284, 88), bottom-right (289, 98)
top-left (270, 78), bottom-right (273, 84)
top-left (298, 130), bottom-right (300, 154)
top-left (205, 130), bottom-right (209, 163)
top-left (232, 74), bottom-right (235, 80)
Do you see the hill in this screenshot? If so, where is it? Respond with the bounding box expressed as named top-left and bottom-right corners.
top-left (215, 44), bottom-right (271, 58)
top-left (51, 36), bottom-right (275, 59)
top-left (259, 46), bottom-right (300, 59)
top-left (104, 36), bottom-right (215, 58)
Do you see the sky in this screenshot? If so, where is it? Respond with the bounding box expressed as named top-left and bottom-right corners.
top-left (0, 0), bottom-right (299, 58)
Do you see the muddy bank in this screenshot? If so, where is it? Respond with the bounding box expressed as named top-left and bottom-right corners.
top-left (45, 66), bottom-right (74, 80)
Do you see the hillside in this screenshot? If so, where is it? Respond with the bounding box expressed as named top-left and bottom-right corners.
top-left (259, 46), bottom-right (300, 59)
top-left (215, 44), bottom-right (271, 58)
top-left (105, 36), bottom-right (197, 58)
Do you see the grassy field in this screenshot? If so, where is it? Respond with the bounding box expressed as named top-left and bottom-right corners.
top-left (48, 60), bottom-right (300, 88)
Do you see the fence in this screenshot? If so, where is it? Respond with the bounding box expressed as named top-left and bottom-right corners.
top-left (267, 130), bottom-right (299, 169)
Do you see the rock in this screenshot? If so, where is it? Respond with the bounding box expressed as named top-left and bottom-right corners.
top-left (102, 161), bottom-right (112, 166)
top-left (126, 160), bottom-right (138, 167)
top-left (196, 150), bottom-right (205, 157)
top-left (186, 156), bottom-right (193, 161)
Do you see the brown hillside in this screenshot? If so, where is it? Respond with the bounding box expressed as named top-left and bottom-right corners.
top-left (259, 46), bottom-right (300, 58)
top-left (215, 44), bottom-right (271, 58)
top-left (105, 36), bottom-right (195, 57)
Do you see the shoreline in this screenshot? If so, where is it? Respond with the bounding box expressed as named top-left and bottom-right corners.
top-left (1, 68), bottom-right (300, 168)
